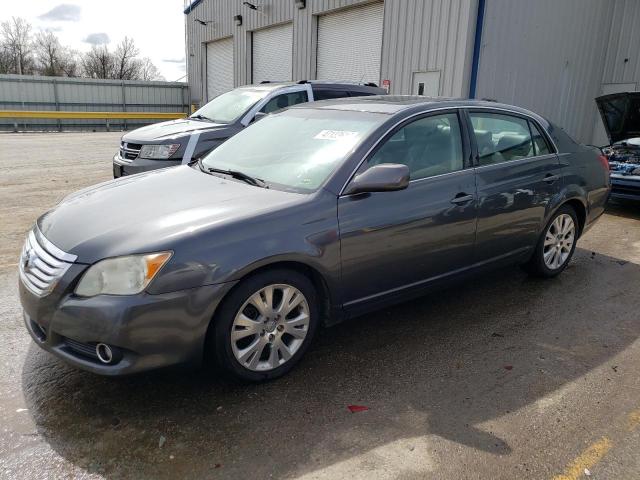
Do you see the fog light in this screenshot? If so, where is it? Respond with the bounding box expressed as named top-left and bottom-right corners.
top-left (96, 343), bottom-right (114, 364)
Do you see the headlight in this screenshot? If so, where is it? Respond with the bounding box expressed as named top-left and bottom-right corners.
top-left (75, 252), bottom-right (172, 297)
top-left (139, 144), bottom-right (180, 159)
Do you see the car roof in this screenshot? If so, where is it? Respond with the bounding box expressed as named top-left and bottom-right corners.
top-left (241, 80), bottom-right (382, 90)
top-left (290, 95), bottom-right (547, 121)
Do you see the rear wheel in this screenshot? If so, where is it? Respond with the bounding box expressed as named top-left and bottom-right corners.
top-left (211, 269), bottom-right (319, 382)
top-left (525, 205), bottom-right (578, 278)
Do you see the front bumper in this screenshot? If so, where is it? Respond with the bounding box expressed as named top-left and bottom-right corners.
top-left (609, 174), bottom-right (640, 201)
top-left (20, 276), bottom-right (235, 375)
top-left (113, 153), bottom-right (181, 178)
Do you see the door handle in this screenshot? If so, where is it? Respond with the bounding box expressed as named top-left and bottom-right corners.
top-left (543, 174), bottom-right (559, 184)
top-left (451, 193), bottom-right (474, 205)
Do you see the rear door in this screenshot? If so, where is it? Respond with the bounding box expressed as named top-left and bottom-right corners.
top-left (466, 109), bottom-right (561, 264)
top-left (338, 110), bottom-right (477, 311)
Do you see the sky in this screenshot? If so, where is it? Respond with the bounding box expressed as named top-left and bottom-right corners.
top-left (1, 1), bottom-right (187, 81)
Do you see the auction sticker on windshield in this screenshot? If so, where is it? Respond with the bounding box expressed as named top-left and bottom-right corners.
top-left (314, 130), bottom-right (359, 140)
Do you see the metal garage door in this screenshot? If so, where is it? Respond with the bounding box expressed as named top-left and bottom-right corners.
top-left (317, 2), bottom-right (384, 84)
top-left (252, 23), bottom-right (293, 83)
top-left (206, 37), bottom-right (234, 101)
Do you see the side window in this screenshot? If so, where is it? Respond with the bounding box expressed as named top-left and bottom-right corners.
top-left (260, 91), bottom-right (308, 113)
top-left (368, 113), bottom-right (464, 180)
top-left (469, 112), bottom-right (534, 165)
top-left (312, 89), bottom-right (350, 101)
top-left (529, 121), bottom-right (551, 155)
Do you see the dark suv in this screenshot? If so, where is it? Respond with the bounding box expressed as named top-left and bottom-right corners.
top-left (113, 81), bottom-right (386, 178)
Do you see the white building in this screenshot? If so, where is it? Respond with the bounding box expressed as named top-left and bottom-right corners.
top-left (185, 0), bottom-right (640, 144)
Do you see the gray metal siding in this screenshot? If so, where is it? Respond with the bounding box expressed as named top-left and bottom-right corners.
top-left (475, 0), bottom-right (614, 143)
top-left (186, 0), bottom-right (475, 102)
top-left (0, 74), bottom-right (189, 131)
top-left (602, 0), bottom-right (640, 86)
top-left (380, 0), bottom-right (477, 95)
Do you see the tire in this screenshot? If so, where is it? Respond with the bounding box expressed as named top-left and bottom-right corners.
top-left (525, 205), bottom-right (579, 278)
top-left (210, 269), bottom-right (319, 382)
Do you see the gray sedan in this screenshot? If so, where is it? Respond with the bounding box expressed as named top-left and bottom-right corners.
top-left (19, 97), bottom-right (610, 381)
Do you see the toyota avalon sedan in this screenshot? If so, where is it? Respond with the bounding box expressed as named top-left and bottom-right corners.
top-left (19, 96), bottom-right (610, 381)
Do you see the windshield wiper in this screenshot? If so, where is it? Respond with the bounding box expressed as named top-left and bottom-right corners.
top-left (190, 114), bottom-right (214, 122)
top-left (198, 160), bottom-right (267, 188)
top-left (208, 168), bottom-right (267, 188)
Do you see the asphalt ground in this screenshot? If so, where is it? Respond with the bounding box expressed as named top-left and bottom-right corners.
top-left (1, 132), bottom-right (639, 479)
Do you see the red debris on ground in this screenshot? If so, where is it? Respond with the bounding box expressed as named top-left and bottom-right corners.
top-left (347, 405), bottom-right (369, 413)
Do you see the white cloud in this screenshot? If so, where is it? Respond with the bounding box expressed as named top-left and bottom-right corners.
top-left (38, 4), bottom-right (81, 22)
top-left (83, 32), bottom-right (110, 45)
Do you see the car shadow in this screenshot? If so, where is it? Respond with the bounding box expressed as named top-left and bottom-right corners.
top-left (606, 199), bottom-right (640, 220)
top-left (21, 248), bottom-right (640, 478)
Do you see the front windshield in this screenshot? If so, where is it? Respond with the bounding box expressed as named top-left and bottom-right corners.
top-left (191, 88), bottom-right (268, 124)
top-left (201, 109), bottom-right (385, 192)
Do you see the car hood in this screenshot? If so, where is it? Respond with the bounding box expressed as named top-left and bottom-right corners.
top-left (122, 118), bottom-right (230, 142)
top-left (596, 92), bottom-right (640, 144)
top-left (38, 166), bottom-right (304, 263)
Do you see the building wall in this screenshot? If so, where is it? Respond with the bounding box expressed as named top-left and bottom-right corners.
top-left (185, 0), bottom-right (477, 102)
top-left (602, 0), bottom-right (640, 86)
top-left (475, 0), bottom-right (615, 143)
top-left (380, 0), bottom-right (477, 96)
top-left (186, 0), bottom-right (381, 103)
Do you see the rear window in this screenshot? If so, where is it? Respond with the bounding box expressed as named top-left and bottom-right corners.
top-left (470, 112), bottom-right (535, 165)
top-left (313, 89), bottom-right (350, 101)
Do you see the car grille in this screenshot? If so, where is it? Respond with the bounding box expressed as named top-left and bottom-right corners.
top-left (63, 337), bottom-right (99, 361)
top-left (19, 228), bottom-right (77, 297)
top-left (119, 142), bottom-right (142, 163)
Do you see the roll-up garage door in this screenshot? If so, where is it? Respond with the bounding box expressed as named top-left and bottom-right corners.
top-left (317, 2), bottom-right (384, 84)
top-left (206, 37), bottom-right (234, 101)
top-left (252, 23), bottom-right (293, 83)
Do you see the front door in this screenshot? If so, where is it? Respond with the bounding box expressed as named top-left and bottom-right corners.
top-left (412, 71), bottom-right (441, 96)
top-left (467, 110), bottom-right (561, 263)
top-left (338, 110), bottom-right (477, 311)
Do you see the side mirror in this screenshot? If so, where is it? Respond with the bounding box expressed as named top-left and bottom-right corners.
top-left (252, 112), bottom-right (268, 123)
top-left (344, 163), bottom-right (410, 195)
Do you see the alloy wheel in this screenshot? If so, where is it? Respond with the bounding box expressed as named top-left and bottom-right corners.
top-left (543, 213), bottom-right (575, 270)
top-left (230, 284), bottom-right (310, 372)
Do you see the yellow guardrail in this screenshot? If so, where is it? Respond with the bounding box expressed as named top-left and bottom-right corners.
top-left (0, 110), bottom-right (187, 120)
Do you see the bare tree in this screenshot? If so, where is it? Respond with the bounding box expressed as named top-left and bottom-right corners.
top-left (81, 45), bottom-right (114, 79)
top-left (137, 57), bottom-right (164, 81)
top-left (59, 47), bottom-right (81, 77)
top-left (34, 31), bottom-right (63, 76)
top-left (0, 17), bottom-right (34, 74)
top-left (113, 37), bottom-right (140, 80)
top-left (0, 47), bottom-right (12, 74)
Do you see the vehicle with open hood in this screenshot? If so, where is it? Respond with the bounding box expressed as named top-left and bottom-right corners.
top-left (596, 92), bottom-right (640, 201)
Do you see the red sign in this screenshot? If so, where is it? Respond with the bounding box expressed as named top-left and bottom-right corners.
top-left (382, 79), bottom-right (391, 92)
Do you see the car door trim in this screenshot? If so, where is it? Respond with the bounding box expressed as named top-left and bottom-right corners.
top-left (343, 245), bottom-right (530, 308)
top-left (472, 152), bottom-right (559, 172)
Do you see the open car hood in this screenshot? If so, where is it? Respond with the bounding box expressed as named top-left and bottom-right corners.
top-left (596, 92), bottom-right (640, 145)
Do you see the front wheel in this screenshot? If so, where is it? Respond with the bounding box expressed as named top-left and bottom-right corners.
top-left (211, 269), bottom-right (319, 382)
top-left (525, 205), bottom-right (579, 278)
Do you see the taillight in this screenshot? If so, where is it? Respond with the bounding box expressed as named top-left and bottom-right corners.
top-left (598, 154), bottom-right (610, 171)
